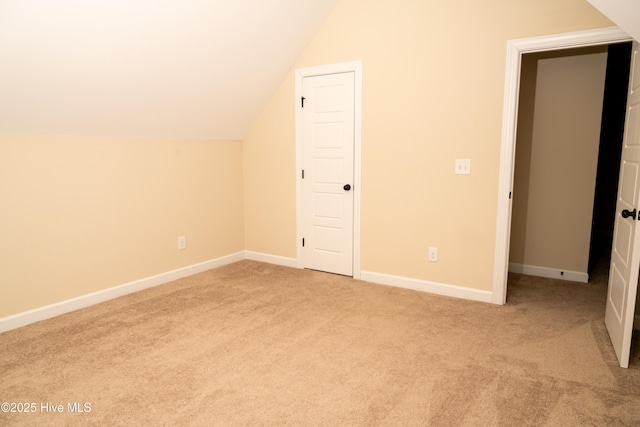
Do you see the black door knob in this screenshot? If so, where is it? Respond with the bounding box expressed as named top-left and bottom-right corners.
top-left (343, 184), bottom-right (351, 191)
top-left (622, 208), bottom-right (637, 220)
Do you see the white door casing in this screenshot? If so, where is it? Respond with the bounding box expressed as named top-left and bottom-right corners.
top-left (605, 41), bottom-right (640, 369)
top-left (295, 61), bottom-right (362, 278)
top-left (493, 27), bottom-right (632, 306)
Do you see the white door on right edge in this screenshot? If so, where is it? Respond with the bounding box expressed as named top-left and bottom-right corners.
top-left (606, 41), bottom-right (640, 369)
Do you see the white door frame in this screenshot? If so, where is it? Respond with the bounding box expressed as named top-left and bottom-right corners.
top-left (295, 61), bottom-right (363, 279)
top-left (493, 27), bottom-right (633, 305)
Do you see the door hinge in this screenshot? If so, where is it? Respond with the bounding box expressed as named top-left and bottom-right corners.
top-left (509, 191), bottom-right (512, 199)
top-left (302, 169), bottom-right (305, 179)
top-left (301, 96), bottom-right (306, 108)
top-left (302, 238), bottom-right (305, 247)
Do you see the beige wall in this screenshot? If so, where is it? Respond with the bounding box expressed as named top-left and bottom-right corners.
top-left (243, 0), bottom-right (612, 291)
top-left (0, 0), bottom-right (617, 320)
top-left (0, 135), bottom-right (244, 317)
top-left (244, 76), bottom-right (297, 256)
top-left (510, 48), bottom-right (608, 273)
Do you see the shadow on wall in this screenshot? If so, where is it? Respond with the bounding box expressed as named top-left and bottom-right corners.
top-left (588, 42), bottom-right (633, 275)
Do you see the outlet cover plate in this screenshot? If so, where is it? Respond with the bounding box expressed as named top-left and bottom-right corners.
top-left (455, 159), bottom-right (471, 175)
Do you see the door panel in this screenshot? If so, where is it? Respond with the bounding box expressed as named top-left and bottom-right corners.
top-left (605, 41), bottom-right (640, 368)
top-left (302, 72), bottom-right (355, 276)
top-left (620, 161), bottom-right (639, 204)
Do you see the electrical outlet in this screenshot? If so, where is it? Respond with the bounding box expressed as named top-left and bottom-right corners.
top-left (178, 236), bottom-right (186, 250)
top-left (429, 247), bottom-right (438, 262)
top-left (455, 159), bottom-right (471, 175)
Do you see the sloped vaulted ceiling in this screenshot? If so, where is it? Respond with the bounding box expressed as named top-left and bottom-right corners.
top-left (0, 0), bottom-right (338, 140)
top-left (586, 0), bottom-right (640, 42)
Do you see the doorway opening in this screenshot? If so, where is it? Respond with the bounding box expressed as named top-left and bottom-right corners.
top-left (509, 42), bottom-right (632, 287)
top-left (494, 28), bottom-right (640, 368)
top-left (492, 27), bottom-right (633, 306)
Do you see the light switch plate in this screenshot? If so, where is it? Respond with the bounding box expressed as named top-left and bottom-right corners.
top-left (455, 159), bottom-right (471, 175)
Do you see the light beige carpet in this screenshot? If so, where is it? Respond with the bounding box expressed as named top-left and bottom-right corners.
top-left (1, 260), bottom-right (639, 426)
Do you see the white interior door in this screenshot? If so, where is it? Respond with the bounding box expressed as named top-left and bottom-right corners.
top-left (301, 72), bottom-right (355, 276)
top-left (606, 41), bottom-right (640, 369)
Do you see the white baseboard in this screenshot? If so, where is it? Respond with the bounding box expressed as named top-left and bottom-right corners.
top-left (10, 252), bottom-right (595, 334)
top-left (360, 270), bottom-right (493, 304)
top-left (245, 251), bottom-right (298, 268)
top-left (0, 251), bottom-right (245, 333)
top-left (246, 252), bottom-right (493, 304)
top-left (509, 263), bottom-right (588, 283)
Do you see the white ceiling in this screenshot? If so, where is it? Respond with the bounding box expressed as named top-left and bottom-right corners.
top-left (0, 0), bottom-right (337, 140)
top-left (586, 0), bottom-right (640, 42)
